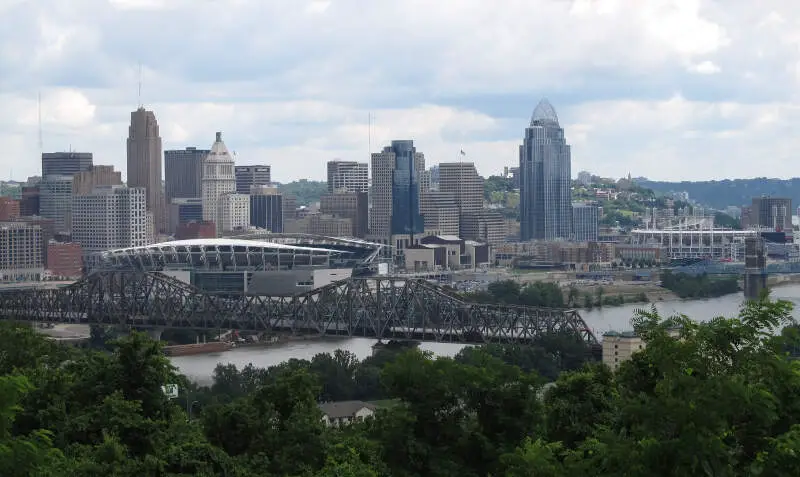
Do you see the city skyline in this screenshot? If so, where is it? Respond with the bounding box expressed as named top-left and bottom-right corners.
top-left (2, 1), bottom-right (797, 182)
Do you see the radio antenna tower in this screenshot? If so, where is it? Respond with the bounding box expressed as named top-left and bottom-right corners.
top-left (37, 91), bottom-right (43, 153)
top-left (137, 62), bottom-right (143, 108)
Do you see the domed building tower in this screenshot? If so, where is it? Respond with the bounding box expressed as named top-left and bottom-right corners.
top-left (519, 99), bottom-right (572, 241)
top-left (201, 132), bottom-right (236, 234)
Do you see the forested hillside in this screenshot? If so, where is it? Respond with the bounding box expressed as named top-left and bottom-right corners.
top-left (638, 178), bottom-right (800, 209)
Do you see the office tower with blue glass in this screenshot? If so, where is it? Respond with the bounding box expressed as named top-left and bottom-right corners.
top-left (519, 99), bottom-right (573, 241)
top-left (369, 140), bottom-right (425, 261)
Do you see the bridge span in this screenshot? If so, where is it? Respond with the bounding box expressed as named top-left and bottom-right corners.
top-left (0, 271), bottom-right (598, 346)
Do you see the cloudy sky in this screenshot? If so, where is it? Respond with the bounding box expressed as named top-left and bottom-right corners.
top-left (2, 0), bottom-right (797, 183)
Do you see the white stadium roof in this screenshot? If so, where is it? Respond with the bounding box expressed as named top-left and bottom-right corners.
top-left (103, 238), bottom-right (340, 255)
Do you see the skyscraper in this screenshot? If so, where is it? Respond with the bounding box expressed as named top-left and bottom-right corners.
top-left (165, 147), bottom-right (208, 204)
top-left (519, 99), bottom-right (572, 241)
top-left (41, 152), bottom-right (93, 177)
top-left (369, 140), bottom-right (425, 241)
top-left (326, 160), bottom-right (369, 193)
top-left (201, 132), bottom-right (236, 234)
top-left (235, 165), bottom-right (271, 194)
top-left (72, 185), bottom-right (147, 268)
top-left (127, 107), bottom-right (165, 234)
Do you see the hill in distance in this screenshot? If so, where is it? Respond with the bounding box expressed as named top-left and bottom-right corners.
top-left (637, 178), bottom-right (800, 210)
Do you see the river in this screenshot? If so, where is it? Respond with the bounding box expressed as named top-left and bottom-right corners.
top-left (171, 283), bottom-right (800, 385)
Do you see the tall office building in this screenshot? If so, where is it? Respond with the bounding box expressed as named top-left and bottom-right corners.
top-left (519, 99), bottom-right (572, 241)
top-left (168, 198), bottom-right (204, 234)
top-left (370, 140), bottom-right (425, 240)
top-left (127, 107), bottom-right (166, 233)
top-left (201, 132), bottom-right (236, 234)
top-left (41, 152), bottom-right (93, 177)
top-left (320, 192), bottom-right (368, 238)
top-left (39, 175), bottom-right (74, 234)
top-left (72, 186), bottom-right (147, 267)
top-left (572, 203), bottom-right (599, 242)
top-left (165, 147), bottom-right (208, 204)
top-left (217, 193), bottom-right (250, 234)
top-left (72, 165), bottom-right (123, 196)
top-left (438, 162), bottom-right (483, 213)
top-left (749, 197), bottom-right (792, 232)
top-left (250, 186), bottom-right (284, 233)
top-left (327, 160), bottom-right (369, 193)
top-left (419, 191), bottom-right (460, 237)
top-left (235, 165), bottom-right (271, 195)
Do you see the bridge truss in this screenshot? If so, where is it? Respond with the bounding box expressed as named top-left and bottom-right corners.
top-left (0, 271), bottom-right (597, 345)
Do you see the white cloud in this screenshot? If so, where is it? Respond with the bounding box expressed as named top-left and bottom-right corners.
top-left (0, 0), bottom-right (798, 184)
top-left (689, 61), bottom-right (721, 75)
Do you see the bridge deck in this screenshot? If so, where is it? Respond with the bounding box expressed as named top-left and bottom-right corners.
top-left (0, 271), bottom-right (597, 345)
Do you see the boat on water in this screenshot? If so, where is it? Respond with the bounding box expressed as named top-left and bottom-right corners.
top-left (163, 341), bottom-right (234, 357)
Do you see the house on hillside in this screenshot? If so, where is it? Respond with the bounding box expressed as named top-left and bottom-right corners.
top-left (318, 400), bottom-right (376, 427)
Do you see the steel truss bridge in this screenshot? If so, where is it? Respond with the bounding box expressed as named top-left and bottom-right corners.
top-left (0, 271), bottom-right (597, 345)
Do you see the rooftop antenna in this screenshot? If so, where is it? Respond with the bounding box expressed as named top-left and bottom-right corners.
top-left (137, 62), bottom-right (142, 108)
top-left (37, 91), bottom-right (43, 153)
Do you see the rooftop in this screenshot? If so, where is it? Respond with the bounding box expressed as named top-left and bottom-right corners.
top-left (530, 98), bottom-right (560, 127)
top-left (318, 400), bottom-right (376, 418)
top-left (102, 238), bottom-right (339, 256)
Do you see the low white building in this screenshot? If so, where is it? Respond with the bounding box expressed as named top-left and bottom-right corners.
top-left (318, 400), bottom-right (376, 427)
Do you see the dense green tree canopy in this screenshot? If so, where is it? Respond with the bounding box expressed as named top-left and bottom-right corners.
top-left (1, 295), bottom-right (799, 475)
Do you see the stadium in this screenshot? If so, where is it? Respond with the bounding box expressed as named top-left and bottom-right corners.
top-left (97, 234), bottom-right (384, 296)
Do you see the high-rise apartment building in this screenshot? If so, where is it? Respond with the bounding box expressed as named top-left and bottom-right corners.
top-left (0, 222), bottom-right (43, 281)
top-left (320, 192), bottom-right (368, 238)
top-left (250, 186), bottom-right (283, 233)
top-left (41, 152), bottom-right (93, 177)
top-left (72, 165), bottom-right (123, 196)
top-left (201, 132), bottom-right (236, 236)
top-left (572, 203), bottom-right (599, 242)
top-left (127, 107), bottom-right (166, 233)
top-left (519, 99), bottom-right (572, 241)
top-left (326, 160), bottom-right (369, 193)
top-left (370, 140), bottom-right (425, 240)
top-left (39, 175), bottom-right (74, 234)
top-left (165, 147), bottom-right (208, 204)
top-left (72, 186), bottom-right (147, 267)
top-left (217, 193), bottom-right (250, 234)
top-left (235, 165), bottom-right (272, 195)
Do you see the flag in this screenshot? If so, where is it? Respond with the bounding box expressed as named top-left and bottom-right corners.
top-left (460, 149), bottom-right (466, 156)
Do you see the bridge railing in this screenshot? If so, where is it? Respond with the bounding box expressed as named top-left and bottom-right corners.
top-left (0, 271), bottom-right (598, 345)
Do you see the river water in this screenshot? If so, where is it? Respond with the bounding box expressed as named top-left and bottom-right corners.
top-left (171, 283), bottom-right (800, 384)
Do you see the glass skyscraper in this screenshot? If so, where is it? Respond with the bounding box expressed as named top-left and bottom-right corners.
top-left (388, 140), bottom-right (424, 236)
top-left (519, 99), bottom-right (573, 241)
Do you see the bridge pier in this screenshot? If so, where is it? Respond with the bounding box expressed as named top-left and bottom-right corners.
top-left (147, 328), bottom-right (164, 342)
top-left (744, 271), bottom-right (767, 300)
top-left (743, 236), bottom-right (768, 301)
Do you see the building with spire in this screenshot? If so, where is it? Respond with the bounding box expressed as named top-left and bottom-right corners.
top-left (127, 107), bottom-right (165, 234)
top-left (201, 132), bottom-right (237, 235)
top-left (519, 99), bottom-right (572, 241)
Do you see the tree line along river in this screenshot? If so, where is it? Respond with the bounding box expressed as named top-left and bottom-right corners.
top-left (170, 283), bottom-right (800, 384)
